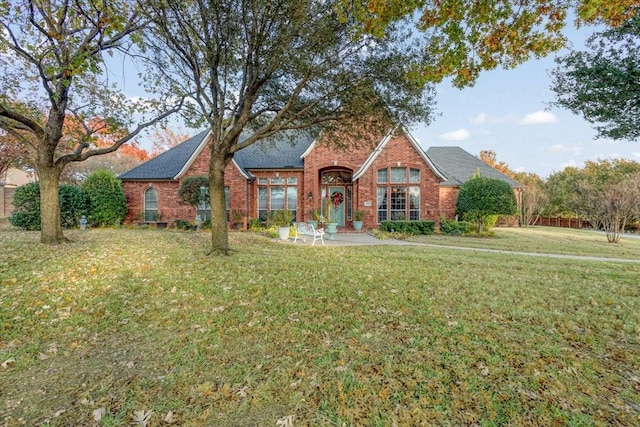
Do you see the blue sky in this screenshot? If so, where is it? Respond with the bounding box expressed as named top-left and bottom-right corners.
top-left (410, 25), bottom-right (640, 178)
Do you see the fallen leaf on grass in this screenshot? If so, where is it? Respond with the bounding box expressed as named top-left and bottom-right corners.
top-left (93, 407), bottom-right (106, 421)
top-left (1, 358), bottom-right (15, 368)
top-left (131, 409), bottom-right (152, 427)
top-left (164, 411), bottom-right (176, 424)
top-left (276, 415), bottom-right (295, 427)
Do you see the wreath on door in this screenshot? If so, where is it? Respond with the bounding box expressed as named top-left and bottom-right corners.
top-left (331, 191), bottom-right (344, 207)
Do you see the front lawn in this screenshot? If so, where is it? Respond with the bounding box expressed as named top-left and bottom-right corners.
top-left (1, 228), bottom-right (639, 426)
top-left (409, 225), bottom-right (640, 260)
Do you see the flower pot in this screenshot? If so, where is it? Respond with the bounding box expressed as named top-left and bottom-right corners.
top-left (353, 220), bottom-right (363, 231)
top-left (233, 222), bottom-right (243, 230)
top-left (278, 226), bottom-right (290, 240)
top-left (326, 222), bottom-right (338, 240)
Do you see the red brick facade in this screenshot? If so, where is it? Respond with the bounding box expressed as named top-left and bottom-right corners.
top-left (121, 130), bottom-right (497, 230)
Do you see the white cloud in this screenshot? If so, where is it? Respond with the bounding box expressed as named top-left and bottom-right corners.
top-left (438, 129), bottom-right (471, 141)
top-left (518, 111), bottom-right (558, 125)
top-left (549, 144), bottom-right (582, 156)
top-left (632, 152), bottom-right (640, 159)
top-left (470, 113), bottom-right (513, 125)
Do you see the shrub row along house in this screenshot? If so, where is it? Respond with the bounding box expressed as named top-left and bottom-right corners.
top-left (119, 125), bottom-right (521, 230)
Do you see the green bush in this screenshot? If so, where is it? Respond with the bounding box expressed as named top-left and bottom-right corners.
top-left (10, 182), bottom-right (89, 230)
top-left (439, 219), bottom-right (474, 235)
top-left (59, 184), bottom-right (89, 228)
top-left (248, 218), bottom-right (263, 230)
top-left (82, 170), bottom-right (127, 227)
top-left (456, 176), bottom-right (517, 233)
top-left (379, 220), bottom-right (435, 235)
top-left (9, 182), bottom-right (41, 230)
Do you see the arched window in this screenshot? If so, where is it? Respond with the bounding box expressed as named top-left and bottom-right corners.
top-left (144, 187), bottom-right (158, 222)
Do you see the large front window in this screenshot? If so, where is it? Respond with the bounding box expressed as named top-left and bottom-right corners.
top-left (257, 176), bottom-right (297, 221)
top-left (376, 168), bottom-right (421, 223)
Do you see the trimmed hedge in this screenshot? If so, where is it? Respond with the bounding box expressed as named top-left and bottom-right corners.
top-left (379, 220), bottom-right (435, 235)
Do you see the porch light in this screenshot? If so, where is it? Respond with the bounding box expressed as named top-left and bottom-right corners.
top-left (308, 191), bottom-right (313, 202)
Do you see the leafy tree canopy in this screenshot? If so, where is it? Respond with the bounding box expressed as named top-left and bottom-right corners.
top-left (343, 0), bottom-right (638, 87)
top-left (551, 11), bottom-right (640, 140)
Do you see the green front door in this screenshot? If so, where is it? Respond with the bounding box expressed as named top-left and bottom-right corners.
top-left (329, 186), bottom-right (345, 226)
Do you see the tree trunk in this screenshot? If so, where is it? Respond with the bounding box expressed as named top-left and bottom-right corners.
top-left (209, 154), bottom-right (230, 256)
top-left (38, 163), bottom-right (67, 244)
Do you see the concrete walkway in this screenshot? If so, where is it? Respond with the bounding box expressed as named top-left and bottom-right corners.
top-left (291, 232), bottom-right (640, 264)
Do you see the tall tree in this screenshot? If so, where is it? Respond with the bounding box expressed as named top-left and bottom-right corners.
top-left (551, 11), bottom-right (640, 140)
top-left (513, 172), bottom-right (548, 227)
top-left (144, 0), bottom-right (435, 255)
top-left (0, 0), bottom-right (181, 243)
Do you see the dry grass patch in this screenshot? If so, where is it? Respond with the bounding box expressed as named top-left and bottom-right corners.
top-left (1, 228), bottom-right (639, 426)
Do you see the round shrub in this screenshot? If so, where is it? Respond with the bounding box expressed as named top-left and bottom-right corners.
top-left (456, 176), bottom-right (517, 233)
top-left (82, 170), bottom-right (127, 227)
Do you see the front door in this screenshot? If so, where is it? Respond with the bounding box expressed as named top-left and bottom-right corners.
top-left (328, 186), bottom-right (345, 226)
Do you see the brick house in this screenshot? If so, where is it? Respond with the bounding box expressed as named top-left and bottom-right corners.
top-left (119, 125), bottom-right (521, 230)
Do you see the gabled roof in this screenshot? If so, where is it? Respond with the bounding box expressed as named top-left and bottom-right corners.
top-left (352, 125), bottom-right (447, 181)
top-left (119, 130), bottom-right (313, 181)
top-left (426, 146), bottom-right (522, 187)
top-left (119, 130), bottom-right (209, 180)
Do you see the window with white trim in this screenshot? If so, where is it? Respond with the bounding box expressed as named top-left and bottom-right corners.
top-left (257, 176), bottom-right (297, 221)
top-left (376, 167), bottom-right (421, 222)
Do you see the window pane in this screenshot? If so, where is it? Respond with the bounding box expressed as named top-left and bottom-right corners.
top-left (377, 169), bottom-right (388, 183)
top-left (390, 167), bottom-right (406, 183)
top-left (377, 187), bottom-right (387, 223)
top-left (287, 187), bottom-right (297, 221)
top-left (390, 186), bottom-right (406, 220)
top-left (270, 177), bottom-right (285, 184)
top-left (258, 178), bottom-right (268, 184)
top-left (271, 187), bottom-right (285, 210)
top-left (287, 177), bottom-right (298, 185)
top-left (410, 168), bottom-right (420, 183)
top-left (258, 187), bottom-right (268, 221)
top-left (409, 186), bottom-right (420, 220)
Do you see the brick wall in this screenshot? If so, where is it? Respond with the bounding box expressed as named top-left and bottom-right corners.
top-left (304, 132), bottom-right (444, 228)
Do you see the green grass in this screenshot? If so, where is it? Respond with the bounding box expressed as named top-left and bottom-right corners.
top-left (1, 227), bottom-right (639, 426)
top-left (409, 226), bottom-right (640, 260)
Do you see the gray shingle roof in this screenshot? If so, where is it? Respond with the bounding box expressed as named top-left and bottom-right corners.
top-left (118, 130), bottom-right (209, 180)
top-left (119, 131), bottom-right (314, 181)
top-left (234, 133), bottom-right (313, 171)
top-left (426, 146), bottom-right (521, 187)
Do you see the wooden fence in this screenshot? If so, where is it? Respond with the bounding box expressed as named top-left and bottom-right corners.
top-left (533, 216), bottom-right (591, 229)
